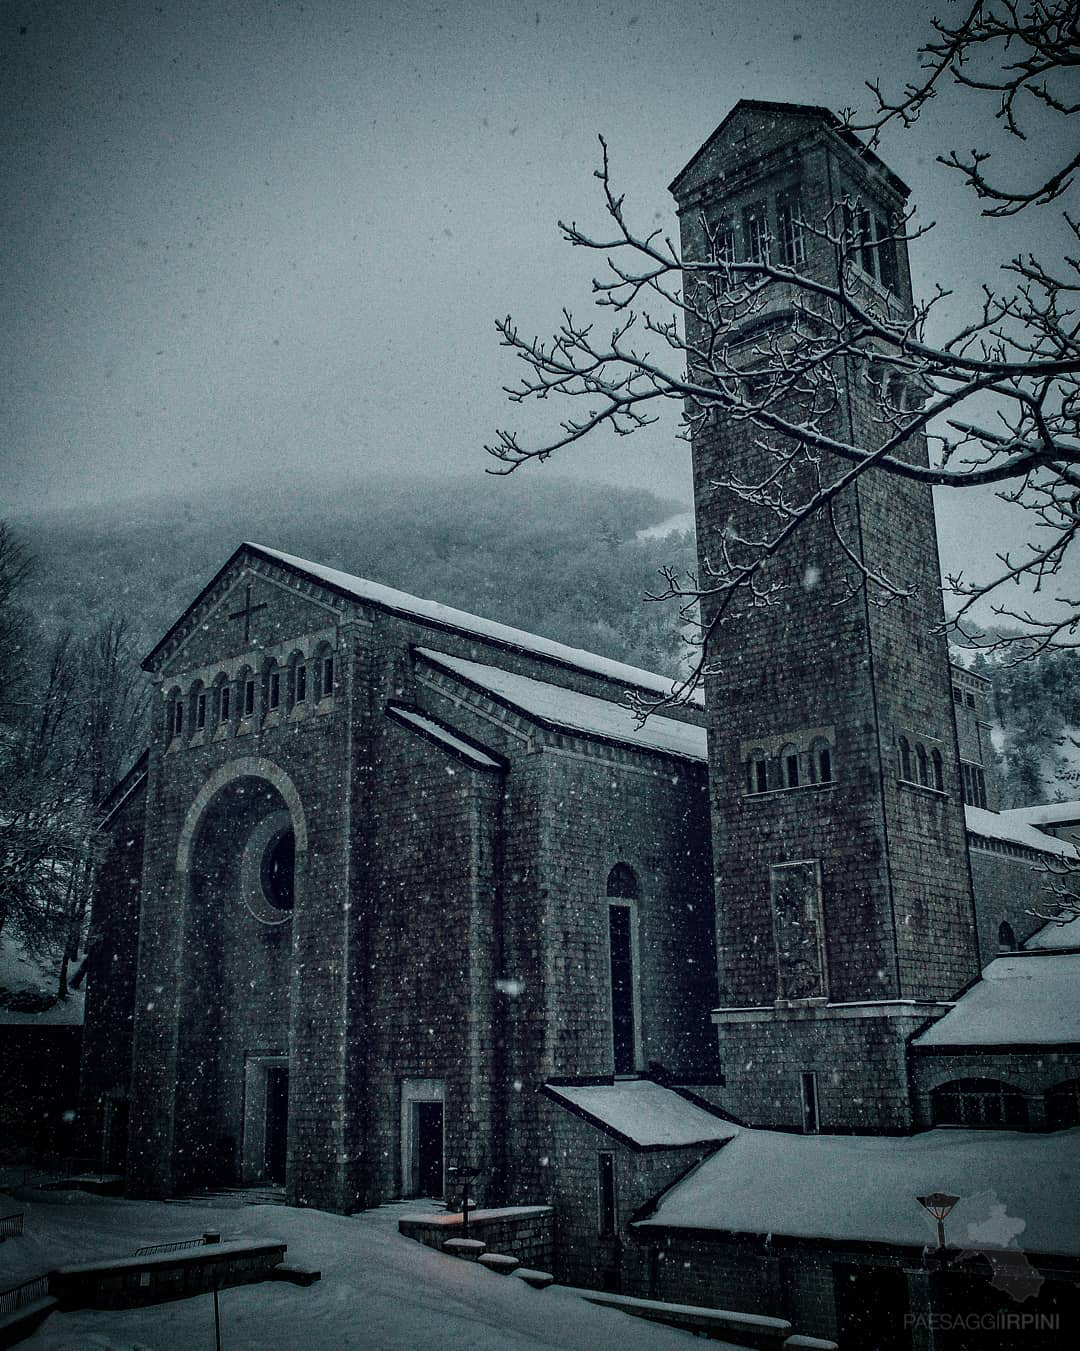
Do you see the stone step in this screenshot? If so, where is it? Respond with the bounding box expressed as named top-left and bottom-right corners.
top-left (443, 1237), bottom-right (486, 1260)
top-left (514, 1267), bottom-right (554, 1289)
top-left (478, 1252), bottom-right (519, 1275)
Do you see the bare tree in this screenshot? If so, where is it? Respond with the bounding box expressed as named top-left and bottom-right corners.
top-left (487, 1), bottom-right (1079, 701)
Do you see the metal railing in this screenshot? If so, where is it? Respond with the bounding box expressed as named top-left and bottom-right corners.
top-left (0, 1273), bottom-right (49, 1316)
top-left (133, 1236), bottom-right (208, 1257)
top-left (0, 1211), bottom-right (24, 1240)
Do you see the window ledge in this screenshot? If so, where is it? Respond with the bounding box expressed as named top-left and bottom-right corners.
top-left (742, 781), bottom-right (836, 801)
top-left (897, 779), bottom-right (948, 799)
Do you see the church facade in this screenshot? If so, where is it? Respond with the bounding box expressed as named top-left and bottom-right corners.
top-left (82, 101), bottom-right (1080, 1332)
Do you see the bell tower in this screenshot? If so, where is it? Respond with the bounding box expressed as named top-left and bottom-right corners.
top-left (670, 101), bottom-right (979, 1133)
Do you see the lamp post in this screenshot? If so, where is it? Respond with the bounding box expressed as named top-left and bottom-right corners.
top-left (917, 1192), bottom-right (961, 1251)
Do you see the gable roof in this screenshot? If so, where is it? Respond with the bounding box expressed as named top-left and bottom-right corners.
top-left (544, 1079), bottom-right (737, 1151)
top-left (416, 648), bottom-right (708, 763)
top-left (668, 99), bottom-right (909, 199)
top-left (912, 951), bottom-right (1080, 1049)
top-left (637, 1125), bottom-right (1080, 1258)
top-left (143, 542), bottom-right (702, 708)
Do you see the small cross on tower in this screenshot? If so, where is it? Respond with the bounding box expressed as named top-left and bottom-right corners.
top-left (229, 582), bottom-right (267, 644)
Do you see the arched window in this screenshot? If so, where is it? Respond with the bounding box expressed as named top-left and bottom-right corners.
top-left (288, 652), bottom-right (308, 708)
top-left (915, 743), bottom-right (929, 787)
top-left (931, 748), bottom-right (944, 792)
top-left (931, 1078), bottom-right (1028, 1128)
top-left (606, 863), bottom-right (640, 900)
top-left (747, 749), bottom-right (768, 795)
top-left (998, 920), bottom-right (1017, 951)
top-left (315, 643), bottom-right (335, 701)
top-left (898, 736), bottom-right (912, 781)
top-left (606, 864), bottom-right (640, 1075)
top-left (1046, 1079), bottom-right (1080, 1131)
top-left (166, 687), bottom-right (184, 743)
top-left (211, 672), bottom-right (232, 727)
top-left (238, 664), bottom-right (256, 720)
top-left (808, 738), bottom-right (832, 785)
top-left (190, 680), bottom-right (206, 733)
top-left (781, 744), bottom-right (800, 789)
top-left (264, 658), bottom-right (281, 714)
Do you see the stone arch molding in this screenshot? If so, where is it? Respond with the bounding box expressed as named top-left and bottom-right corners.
top-left (175, 755), bottom-right (309, 876)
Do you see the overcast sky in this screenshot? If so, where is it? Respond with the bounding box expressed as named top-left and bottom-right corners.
top-left (2, 0), bottom-right (1074, 597)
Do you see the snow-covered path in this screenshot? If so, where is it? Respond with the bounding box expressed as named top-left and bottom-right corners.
top-left (2, 1192), bottom-right (737, 1350)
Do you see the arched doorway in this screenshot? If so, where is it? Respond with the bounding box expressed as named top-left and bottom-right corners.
top-left (174, 769), bottom-right (304, 1189)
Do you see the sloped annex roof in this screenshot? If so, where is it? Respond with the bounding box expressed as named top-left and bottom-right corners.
top-left (384, 703), bottom-right (506, 771)
top-left (1025, 918), bottom-right (1080, 951)
top-left (544, 1079), bottom-right (737, 1150)
top-left (144, 542), bottom-right (701, 709)
top-left (416, 649), bottom-right (708, 763)
top-left (638, 1126), bottom-right (1080, 1258)
top-left (668, 98), bottom-right (910, 199)
top-left (964, 804), bottom-right (1077, 858)
top-left (998, 800), bottom-right (1080, 830)
top-left (912, 952), bottom-right (1080, 1049)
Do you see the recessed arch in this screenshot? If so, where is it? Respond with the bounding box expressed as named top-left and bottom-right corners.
top-left (176, 756), bottom-right (308, 876)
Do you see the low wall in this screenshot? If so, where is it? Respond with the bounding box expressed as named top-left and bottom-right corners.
top-left (50, 1237), bottom-right (287, 1310)
top-left (399, 1206), bottom-right (553, 1270)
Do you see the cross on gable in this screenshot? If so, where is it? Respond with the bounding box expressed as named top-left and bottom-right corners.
top-left (229, 582), bottom-right (268, 644)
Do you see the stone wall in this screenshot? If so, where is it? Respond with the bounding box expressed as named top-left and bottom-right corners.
top-left (398, 1206), bottom-right (554, 1269)
top-left (911, 1046), bottom-right (1080, 1130)
top-left (969, 842), bottom-right (1060, 964)
top-left (711, 1003), bottom-right (945, 1132)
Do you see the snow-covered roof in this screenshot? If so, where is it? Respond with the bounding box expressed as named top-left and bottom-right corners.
top-left (1024, 918), bottom-right (1080, 951)
top-left (416, 649), bottom-right (708, 763)
top-left (545, 1080), bottom-right (737, 1149)
top-left (997, 801), bottom-right (1080, 829)
top-left (385, 704), bottom-right (504, 770)
top-left (964, 804), bottom-right (1077, 857)
top-left (912, 952), bottom-right (1080, 1048)
top-left (639, 1127), bottom-right (1080, 1257)
top-left (247, 544), bottom-right (702, 706)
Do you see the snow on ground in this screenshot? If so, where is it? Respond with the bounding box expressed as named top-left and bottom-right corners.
top-left (0, 1191), bottom-right (737, 1351)
top-left (0, 936), bottom-right (83, 1026)
top-left (545, 1081), bottom-right (737, 1148)
top-left (416, 649), bottom-right (707, 762)
top-left (639, 1127), bottom-right (1080, 1257)
top-left (912, 952), bottom-right (1080, 1046)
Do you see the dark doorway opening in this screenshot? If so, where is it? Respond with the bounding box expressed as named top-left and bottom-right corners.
top-left (265, 1066), bottom-right (289, 1183)
top-left (609, 903), bottom-right (635, 1073)
top-left (416, 1101), bottom-right (444, 1197)
top-left (834, 1263), bottom-right (911, 1351)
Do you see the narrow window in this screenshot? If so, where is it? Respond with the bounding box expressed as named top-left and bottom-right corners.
top-left (598, 1152), bottom-right (616, 1238)
top-left (268, 669), bottom-right (280, 711)
top-left (876, 217), bottom-right (899, 292)
top-left (173, 699), bottom-right (183, 737)
top-left (965, 691), bottom-right (976, 708)
top-left (608, 905), bottom-right (635, 1074)
top-left (196, 692), bottom-right (206, 730)
top-left (857, 208), bottom-right (875, 276)
top-left (747, 751), bottom-right (768, 795)
top-left (743, 200), bottom-right (769, 267)
top-left (244, 677), bottom-right (255, 718)
top-left (998, 920), bottom-right (1017, 951)
top-left (321, 654), bottom-right (334, 699)
top-left (953, 686), bottom-right (963, 706)
top-left (220, 685), bottom-right (231, 723)
top-left (809, 738), bottom-right (832, 785)
top-left (898, 736), bottom-right (911, 781)
top-left (931, 749), bottom-right (944, 792)
top-left (777, 196), bottom-right (805, 267)
top-left (800, 1071), bottom-right (820, 1134)
top-left (709, 213), bottom-right (737, 266)
top-left (295, 662), bottom-right (307, 703)
top-left (916, 743), bottom-right (929, 787)
top-left (781, 744), bottom-right (799, 789)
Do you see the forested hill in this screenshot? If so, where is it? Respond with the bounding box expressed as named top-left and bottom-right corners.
top-left (12, 472), bottom-right (696, 678)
